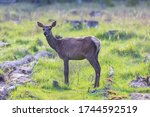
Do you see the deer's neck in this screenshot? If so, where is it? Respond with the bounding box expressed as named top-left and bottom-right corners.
top-left (46, 33), bottom-right (59, 52)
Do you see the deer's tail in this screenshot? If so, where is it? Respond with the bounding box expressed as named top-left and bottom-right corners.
top-left (91, 36), bottom-right (101, 55)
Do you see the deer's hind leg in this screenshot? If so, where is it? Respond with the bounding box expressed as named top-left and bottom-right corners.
top-left (87, 56), bottom-right (101, 88)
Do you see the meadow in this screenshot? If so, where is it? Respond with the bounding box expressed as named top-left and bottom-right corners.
top-left (0, 2), bottom-right (150, 100)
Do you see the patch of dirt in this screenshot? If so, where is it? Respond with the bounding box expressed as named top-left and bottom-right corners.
top-left (130, 75), bottom-right (150, 88)
top-left (130, 93), bottom-right (150, 100)
top-left (129, 75), bottom-right (150, 100)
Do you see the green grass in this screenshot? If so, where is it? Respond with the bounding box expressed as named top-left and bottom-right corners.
top-left (0, 68), bottom-right (4, 75)
top-left (0, 2), bottom-right (149, 100)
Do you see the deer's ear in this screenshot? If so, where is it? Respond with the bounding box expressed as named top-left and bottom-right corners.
top-left (37, 22), bottom-right (44, 28)
top-left (51, 21), bottom-right (56, 27)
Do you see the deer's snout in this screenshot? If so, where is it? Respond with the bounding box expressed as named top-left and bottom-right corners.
top-left (44, 30), bottom-right (50, 36)
top-left (44, 32), bottom-right (47, 36)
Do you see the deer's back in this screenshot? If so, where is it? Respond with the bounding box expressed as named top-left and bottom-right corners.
top-left (58, 36), bottom-right (100, 60)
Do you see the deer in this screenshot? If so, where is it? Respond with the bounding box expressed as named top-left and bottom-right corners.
top-left (37, 21), bottom-right (101, 88)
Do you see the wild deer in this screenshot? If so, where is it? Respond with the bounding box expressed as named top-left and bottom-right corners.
top-left (37, 21), bottom-right (101, 88)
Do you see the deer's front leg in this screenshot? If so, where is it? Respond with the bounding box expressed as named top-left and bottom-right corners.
top-left (64, 59), bottom-right (69, 84)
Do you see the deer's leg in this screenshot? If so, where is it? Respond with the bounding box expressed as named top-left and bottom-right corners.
top-left (64, 59), bottom-right (69, 85)
top-left (88, 58), bottom-right (101, 88)
top-left (95, 59), bottom-right (101, 88)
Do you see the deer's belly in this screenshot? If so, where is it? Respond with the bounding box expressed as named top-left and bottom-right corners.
top-left (67, 53), bottom-right (85, 60)
top-left (69, 56), bottom-right (85, 60)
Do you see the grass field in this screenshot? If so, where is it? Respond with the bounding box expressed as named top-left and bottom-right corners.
top-left (0, 2), bottom-right (150, 100)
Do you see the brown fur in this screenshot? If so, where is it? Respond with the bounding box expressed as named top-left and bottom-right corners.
top-left (37, 21), bottom-right (101, 88)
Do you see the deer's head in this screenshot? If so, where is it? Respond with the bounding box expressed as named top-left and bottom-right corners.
top-left (37, 21), bottom-right (56, 37)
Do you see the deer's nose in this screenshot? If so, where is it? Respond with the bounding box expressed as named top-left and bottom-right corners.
top-left (44, 32), bottom-right (47, 36)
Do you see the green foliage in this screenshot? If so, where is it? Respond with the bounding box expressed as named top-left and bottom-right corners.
top-left (14, 49), bottom-right (30, 59)
top-left (147, 1), bottom-right (150, 6)
top-left (36, 38), bottom-right (44, 46)
top-left (30, 45), bottom-right (39, 52)
top-left (0, 69), bottom-right (4, 75)
top-left (104, 0), bottom-right (114, 7)
top-left (126, 0), bottom-right (139, 6)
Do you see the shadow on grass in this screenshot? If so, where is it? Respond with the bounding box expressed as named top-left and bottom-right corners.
top-left (41, 84), bottom-right (71, 92)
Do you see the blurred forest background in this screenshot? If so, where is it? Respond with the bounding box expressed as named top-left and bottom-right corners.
top-left (0, 0), bottom-right (149, 6)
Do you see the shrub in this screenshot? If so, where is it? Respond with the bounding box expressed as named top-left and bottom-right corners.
top-left (104, 0), bottom-right (114, 7)
top-left (126, 0), bottom-right (139, 6)
top-left (30, 45), bottom-right (39, 52)
top-left (147, 1), bottom-right (150, 6)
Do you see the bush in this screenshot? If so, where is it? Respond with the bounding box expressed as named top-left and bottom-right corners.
top-left (147, 1), bottom-right (150, 6)
top-left (104, 0), bottom-right (114, 7)
top-left (126, 0), bottom-right (139, 6)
